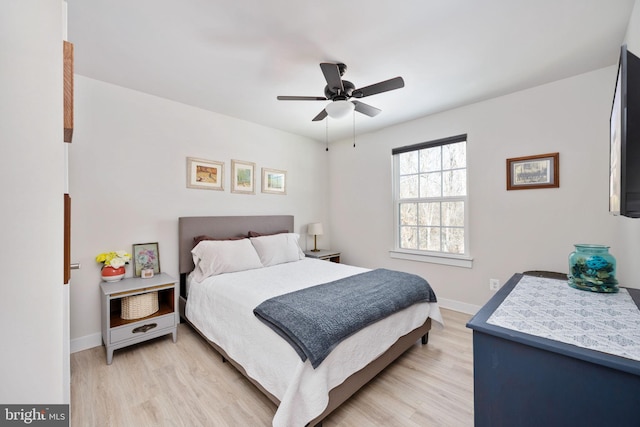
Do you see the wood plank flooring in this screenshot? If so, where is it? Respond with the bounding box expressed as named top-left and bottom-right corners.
top-left (71, 309), bottom-right (474, 426)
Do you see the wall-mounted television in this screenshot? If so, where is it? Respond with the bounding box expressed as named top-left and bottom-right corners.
top-left (610, 44), bottom-right (640, 218)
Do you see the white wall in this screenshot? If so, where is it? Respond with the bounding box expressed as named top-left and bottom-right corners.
top-left (69, 76), bottom-right (330, 349)
top-left (329, 66), bottom-right (623, 312)
top-left (0, 1), bottom-right (65, 402)
top-left (625, 0), bottom-right (640, 50)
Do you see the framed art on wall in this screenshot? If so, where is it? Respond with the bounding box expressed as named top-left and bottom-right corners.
top-left (506, 152), bottom-right (559, 190)
top-left (186, 157), bottom-right (224, 191)
top-left (132, 242), bottom-right (161, 277)
top-left (262, 168), bottom-right (287, 195)
top-left (231, 159), bottom-right (255, 194)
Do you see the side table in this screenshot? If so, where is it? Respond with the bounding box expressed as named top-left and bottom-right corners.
top-left (100, 272), bottom-right (178, 364)
top-left (304, 249), bottom-right (341, 263)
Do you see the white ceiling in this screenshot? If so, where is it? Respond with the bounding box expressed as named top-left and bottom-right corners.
top-left (67, 0), bottom-right (635, 142)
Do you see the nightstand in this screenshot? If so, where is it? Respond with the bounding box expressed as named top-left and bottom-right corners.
top-left (304, 249), bottom-right (341, 263)
top-left (100, 273), bottom-right (178, 364)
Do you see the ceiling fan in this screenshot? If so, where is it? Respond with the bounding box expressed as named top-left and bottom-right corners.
top-left (277, 63), bottom-right (405, 121)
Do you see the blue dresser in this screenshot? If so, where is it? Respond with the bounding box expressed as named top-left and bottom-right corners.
top-left (467, 273), bottom-right (640, 427)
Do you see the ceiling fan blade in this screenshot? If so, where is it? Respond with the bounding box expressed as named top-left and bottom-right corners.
top-left (353, 76), bottom-right (405, 98)
top-left (277, 96), bottom-right (327, 101)
top-left (312, 109), bottom-right (328, 122)
top-left (352, 100), bottom-right (381, 117)
top-left (320, 63), bottom-right (344, 92)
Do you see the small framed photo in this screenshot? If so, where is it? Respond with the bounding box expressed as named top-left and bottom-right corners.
top-left (231, 159), bottom-right (255, 194)
top-left (132, 242), bottom-right (161, 277)
top-left (262, 168), bottom-right (287, 195)
top-left (186, 157), bottom-right (224, 191)
top-left (507, 152), bottom-right (559, 190)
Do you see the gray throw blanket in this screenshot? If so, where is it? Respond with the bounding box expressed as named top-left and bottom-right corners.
top-left (253, 268), bottom-right (436, 368)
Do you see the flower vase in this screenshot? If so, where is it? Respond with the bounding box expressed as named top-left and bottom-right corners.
top-left (101, 266), bottom-right (125, 282)
top-left (568, 244), bottom-right (618, 293)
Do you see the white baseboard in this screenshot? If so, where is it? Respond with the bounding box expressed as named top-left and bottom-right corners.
top-left (71, 332), bottom-right (102, 354)
top-left (437, 297), bottom-right (481, 315)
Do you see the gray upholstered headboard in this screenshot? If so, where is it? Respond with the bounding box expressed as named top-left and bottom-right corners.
top-left (178, 215), bottom-right (294, 274)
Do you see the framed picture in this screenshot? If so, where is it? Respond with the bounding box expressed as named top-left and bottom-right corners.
top-left (507, 152), bottom-right (559, 190)
top-left (231, 159), bottom-right (255, 194)
top-left (132, 242), bottom-right (161, 277)
top-left (262, 168), bottom-right (287, 195)
top-left (186, 157), bottom-right (224, 191)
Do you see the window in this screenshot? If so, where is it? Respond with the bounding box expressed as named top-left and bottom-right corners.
top-left (391, 134), bottom-right (471, 267)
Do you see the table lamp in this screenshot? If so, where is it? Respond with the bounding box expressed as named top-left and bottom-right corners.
top-left (307, 223), bottom-right (323, 252)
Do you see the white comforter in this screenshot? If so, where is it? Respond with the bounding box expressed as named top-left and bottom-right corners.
top-left (185, 258), bottom-right (443, 426)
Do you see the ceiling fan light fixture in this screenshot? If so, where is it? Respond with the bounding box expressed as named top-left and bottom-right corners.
top-left (325, 100), bottom-right (354, 119)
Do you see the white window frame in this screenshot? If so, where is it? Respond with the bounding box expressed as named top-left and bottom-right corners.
top-left (390, 134), bottom-right (473, 268)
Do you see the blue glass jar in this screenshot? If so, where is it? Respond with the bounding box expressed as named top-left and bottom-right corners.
top-left (568, 244), bottom-right (618, 293)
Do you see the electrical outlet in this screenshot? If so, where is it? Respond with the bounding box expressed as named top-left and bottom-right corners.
top-left (489, 278), bottom-right (500, 291)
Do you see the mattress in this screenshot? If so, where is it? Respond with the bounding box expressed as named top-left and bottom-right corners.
top-left (185, 258), bottom-right (443, 426)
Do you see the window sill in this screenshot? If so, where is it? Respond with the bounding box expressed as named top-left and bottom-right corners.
top-left (389, 250), bottom-right (473, 268)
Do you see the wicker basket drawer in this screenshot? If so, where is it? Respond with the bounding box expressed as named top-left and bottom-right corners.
top-left (121, 291), bottom-right (159, 320)
top-left (109, 313), bottom-right (175, 344)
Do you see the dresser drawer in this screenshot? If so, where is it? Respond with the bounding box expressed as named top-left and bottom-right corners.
top-left (109, 313), bottom-right (175, 344)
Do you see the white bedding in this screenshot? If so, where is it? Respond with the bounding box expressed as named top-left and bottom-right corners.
top-left (185, 258), bottom-right (443, 426)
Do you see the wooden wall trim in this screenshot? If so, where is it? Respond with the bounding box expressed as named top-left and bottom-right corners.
top-left (63, 41), bottom-right (74, 143)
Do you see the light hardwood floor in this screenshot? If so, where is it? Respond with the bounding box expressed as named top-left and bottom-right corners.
top-left (71, 309), bottom-right (474, 426)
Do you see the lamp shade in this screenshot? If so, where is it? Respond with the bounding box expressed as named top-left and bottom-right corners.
top-left (307, 223), bottom-right (323, 236)
top-left (325, 100), bottom-right (354, 119)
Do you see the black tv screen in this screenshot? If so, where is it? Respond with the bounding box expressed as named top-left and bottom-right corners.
top-left (610, 45), bottom-right (640, 218)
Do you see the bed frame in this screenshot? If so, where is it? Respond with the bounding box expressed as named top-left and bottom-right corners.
top-left (178, 215), bottom-right (431, 427)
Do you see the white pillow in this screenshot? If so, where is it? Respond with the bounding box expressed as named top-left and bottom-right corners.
top-left (250, 233), bottom-right (305, 267)
top-left (191, 238), bottom-right (263, 282)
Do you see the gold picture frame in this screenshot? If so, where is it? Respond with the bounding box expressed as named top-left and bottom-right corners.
top-left (186, 157), bottom-right (224, 191)
top-left (262, 168), bottom-right (287, 195)
top-left (231, 159), bottom-right (255, 194)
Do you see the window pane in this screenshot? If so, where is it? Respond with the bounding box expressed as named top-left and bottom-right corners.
top-left (400, 226), bottom-right (418, 249)
top-left (420, 172), bottom-right (441, 198)
top-left (399, 151), bottom-right (418, 174)
top-left (442, 169), bottom-right (466, 196)
top-left (443, 227), bottom-right (464, 254)
top-left (420, 147), bottom-right (441, 172)
top-left (442, 201), bottom-right (464, 226)
top-left (399, 175), bottom-right (418, 199)
top-left (400, 203), bottom-right (417, 225)
top-left (442, 141), bottom-right (466, 169)
top-left (422, 226), bottom-right (441, 251)
top-left (418, 228), bottom-right (428, 250)
top-left (418, 202), bottom-right (440, 226)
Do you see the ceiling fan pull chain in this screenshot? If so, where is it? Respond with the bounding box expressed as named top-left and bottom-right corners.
top-left (353, 111), bottom-right (356, 148)
top-left (325, 119), bottom-right (329, 152)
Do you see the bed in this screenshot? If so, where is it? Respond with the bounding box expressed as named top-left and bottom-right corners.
top-left (178, 215), bottom-right (443, 426)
